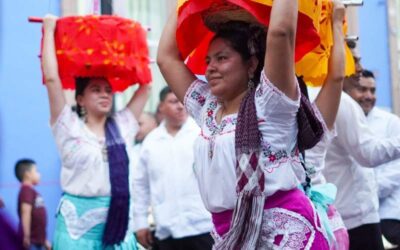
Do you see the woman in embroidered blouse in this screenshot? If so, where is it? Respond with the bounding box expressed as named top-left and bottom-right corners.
top-left (156, 0), bottom-right (342, 249)
top-left (42, 15), bottom-right (149, 249)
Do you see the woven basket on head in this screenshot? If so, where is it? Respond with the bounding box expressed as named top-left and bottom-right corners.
top-left (202, 1), bottom-right (261, 31)
top-left (177, 0), bottom-right (322, 75)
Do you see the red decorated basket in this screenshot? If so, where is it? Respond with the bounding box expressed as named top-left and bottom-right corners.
top-left (41, 15), bottom-right (152, 92)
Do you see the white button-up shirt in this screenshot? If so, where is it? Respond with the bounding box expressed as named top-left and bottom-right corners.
top-left (323, 93), bottom-right (400, 230)
top-left (367, 107), bottom-right (400, 221)
top-left (132, 118), bottom-right (212, 240)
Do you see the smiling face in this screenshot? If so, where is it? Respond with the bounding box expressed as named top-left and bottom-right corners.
top-left (205, 38), bottom-right (255, 101)
top-left (76, 78), bottom-right (113, 117)
top-left (348, 76), bottom-right (376, 115)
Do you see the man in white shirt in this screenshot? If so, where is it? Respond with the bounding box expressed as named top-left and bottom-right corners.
top-left (345, 69), bottom-right (400, 248)
top-left (133, 87), bottom-right (213, 250)
top-left (320, 68), bottom-right (400, 249)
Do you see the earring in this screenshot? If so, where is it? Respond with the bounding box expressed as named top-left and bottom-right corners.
top-left (248, 74), bottom-right (255, 89)
top-left (248, 79), bottom-right (255, 89)
top-left (80, 106), bottom-right (87, 118)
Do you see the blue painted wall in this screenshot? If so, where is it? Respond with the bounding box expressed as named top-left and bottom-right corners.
top-left (0, 0), bottom-right (61, 240)
top-left (358, 0), bottom-right (392, 109)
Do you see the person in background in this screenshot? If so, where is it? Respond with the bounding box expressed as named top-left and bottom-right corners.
top-left (155, 103), bottom-right (164, 125)
top-left (345, 69), bottom-right (400, 249)
top-left (41, 14), bottom-right (149, 249)
top-left (15, 159), bottom-right (51, 250)
top-left (130, 112), bottom-right (158, 168)
top-left (133, 87), bottom-right (213, 250)
top-left (320, 71), bottom-right (400, 250)
top-left (135, 112), bottom-right (158, 145)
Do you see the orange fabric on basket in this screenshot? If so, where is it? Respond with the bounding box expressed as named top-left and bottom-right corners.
top-left (177, 0), bottom-right (322, 75)
top-left (41, 15), bottom-right (151, 92)
top-left (295, 0), bottom-right (355, 87)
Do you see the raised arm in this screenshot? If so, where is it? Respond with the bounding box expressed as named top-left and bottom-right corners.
top-left (42, 15), bottom-right (66, 125)
top-left (315, 1), bottom-right (346, 130)
top-left (157, 10), bottom-right (196, 103)
top-left (126, 84), bottom-right (151, 120)
top-left (264, 0), bottom-right (298, 100)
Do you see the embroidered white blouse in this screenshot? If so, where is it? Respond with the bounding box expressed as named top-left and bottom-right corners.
top-left (184, 72), bottom-right (303, 213)
top-left (52, 105), bottom-right (139, 197)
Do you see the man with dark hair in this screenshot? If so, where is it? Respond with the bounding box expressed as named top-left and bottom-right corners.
top-left (343, 69), bottom-right (376, 115)
top-left (133, 86), bottom-right (213, 250)
top-left (15, 159), bottom-right (51, 250)
top-left (345, 70), bottom-right (400, 249)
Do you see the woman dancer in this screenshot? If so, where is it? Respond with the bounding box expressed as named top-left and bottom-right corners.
top-left (157, 1), bottom-right (330, 249)
top-left (42, 15), bottom-right (149, 249)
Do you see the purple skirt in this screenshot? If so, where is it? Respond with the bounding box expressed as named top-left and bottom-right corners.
top-left (211, 189), bottom-right (329, 250)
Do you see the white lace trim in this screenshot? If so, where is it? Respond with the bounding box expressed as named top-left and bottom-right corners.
top-left (213, 208), bottom-right (316, 250)
top-left (257, 208), bottom-right (315, 250)
top-left (59, 199), bottom-right (108, 240)
top-left (328, 212), bottom-right (346, 232)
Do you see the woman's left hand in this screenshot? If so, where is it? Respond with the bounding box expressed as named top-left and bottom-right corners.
top-left (332, 0), bottom-right (345, 23)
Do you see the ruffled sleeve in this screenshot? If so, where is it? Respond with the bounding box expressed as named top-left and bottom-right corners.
top-left (183, 79), bottom-right (210, 126)
top-left (255, 71), bottom-right (300, 129)
top-left (51, 105), bottom-right (86, 169)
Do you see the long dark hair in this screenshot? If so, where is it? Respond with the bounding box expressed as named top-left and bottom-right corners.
top-left (74, 77), bottom-right (91, 117)
top-left (212, 21), bottom-right (267, 84)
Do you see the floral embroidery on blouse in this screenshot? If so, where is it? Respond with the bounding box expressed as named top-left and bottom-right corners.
top-left (260, 140), bottom-right (299, 173)
top-left (203, 100), bottom-right (238, 158)
top-left (204, 100), bottom-right (238, 134)
top-left (190, 90), bottom-right (206, 106)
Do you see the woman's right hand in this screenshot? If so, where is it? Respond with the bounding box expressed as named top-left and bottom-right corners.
top-left (43, 14), bottom-right (58, 32)
top-left (42, 13), bottom-right (65, 125)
